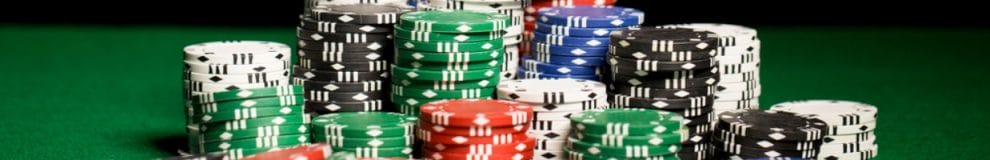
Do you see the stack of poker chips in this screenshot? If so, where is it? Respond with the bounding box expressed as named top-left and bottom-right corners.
top-left (521, 6), bottom-right (643, 80)
top-left (770, 100), bottom-right (879, 160)
top-left (712, 109), bottom-right (829, 159)
top-left (664, 23), bottom-right (762, 115)
top-left (294, 4), bottom-right (411, 114)
top-left (304, 0), bottom-right (410, 15)
top-left (182, 41), bottom-right (311, 159)
top-left (495, 79), bottom-right (610, 160)
top-left (311, 112), bottom-right (418, 159)
top-left (603, 27), bottom-right (721, 160)
top-left (565, 109), bottom-right (686, 160)
top-left (417, 0), bottom-right (525, 80)
top-left (390, 10), bottom-right (507, 116)
top-left (417, 99), bottom-right (537, 160)
top-left (522, 0), bottom-right (620, 57)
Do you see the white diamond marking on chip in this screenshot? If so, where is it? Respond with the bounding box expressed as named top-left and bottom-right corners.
top-left (352, 93), bottom-right (369, 100)
top-left (323, 84), bottom-right (339, 91)
top-left (586, 40), bottom-right (602, 46)
top-left (610, 19), bottom-right (624, 26)
top-left (236, 91), bottom-right (253, 98)
top-left (406, 72), bottom-right (419, 78)
top-left (454, 35), bottom-right (469, 41)
top-left (325, 104), bottom-right (341, 111)
top-left (571, 59), bottom-right (587, 65)
top-left (422, 90), bottom-right (437, 98)
top-left (457, 25), bottom-right (472, 32)
top-left (359, 26), bottom-right (376, 32)
top-left (571, 49), bottom-right (586, 55)
top-left (338, 15), bottom-right (354, 22)
top-left (674, 91), bottom-right (690, 97)
top-left (556, 67), bottom-right (572, 74)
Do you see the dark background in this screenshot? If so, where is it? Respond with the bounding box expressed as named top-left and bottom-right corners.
top-left (1, 1), bottom-right (987, 27)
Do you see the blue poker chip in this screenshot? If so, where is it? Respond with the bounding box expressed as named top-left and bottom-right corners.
top-left (517, 68), bottom-right (598, 80)
top-left (522, 57), bottom-right (600, 75)
top-left (531, 41), bottom-right (608, 57)
top-left (534, 22), bottom-right (628, 37)
top-left (531, 31), bottom-right (611, 47)
top-left (537, 6), bottom-right (644, 28)
top-left (533, 52), bottom-right (606, 66)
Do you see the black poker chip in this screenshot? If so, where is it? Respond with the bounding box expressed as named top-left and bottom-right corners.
top-left (304, 90), bottom-right (386, 102)
top-left (299, 15), bottom-right (394, 33)
top-left (609, 93), bottom-right (712, 109)
top-left (609, 46), bottom-right (715, 61)
top-left (299, 78), bottom-right (384, 92)
top-left (297, 49), bottom-right (391, 62)
top-left (304, 100), bottom-right (387, 114)
top-left (293, 66), bottom-right (388, 82)
top-left (609, 27), bottom-right (720, 52)
top-left (296, 27), bottom-right (393, 43)
top-left (683, 112), bottom-right (714, 126)
top-left (713, 130), bottom-right (824, 151)
top-left (711, 142), bottom-right (819, 159)
top-left (610, 83), bottom-right (715, 99)
top-left (609, 56), bottom-right (717, 72)
top-left (298, 57), bottom-right (390, 72)
top-left (611, 73), bottom-right (719, 89)
top-left (609, 64), bottom-right (718, 79)
top-left (310, 4), bottom-right (410, 24)
top-left (717, 110), bottom-right (829, 141)
top-left (297, 39), bottom-right (392, 52)
top-left (682, 130), bottom-right (711, 144)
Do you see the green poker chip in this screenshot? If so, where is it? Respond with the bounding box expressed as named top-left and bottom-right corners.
top-left (571, 131), bottom-right (683, 147)
top-left (196, 134), bottom-right (309, 153)
top-left (394, 26), bottom-right (503, 42)
top-left (189, 95), bottom-right (304, 115)
top-left (315, 135), bottom-right (414, 148)
top-left (391, 74), bottom-right (500, 90)
top-left (391, 85), bottom-right (494, 99)
top-left (394, 38), bottom-right (503, 52)
top-left (567, 137), bottom-right (680, 158)
top-left (189, 85), bottom-right (303, 104)
top-left (398, 10), bottom-right (510, 33)
top-left (570, 108), bottom-right (683, 135)
top-left (311, 112), bottom-right (417, 138)
top-left (391, 65), bottom-right (500, 81)
top-left (197, 114), bottom-right (310, 133)
top-left (394, 59), bottom-right (502, 71)
top-left (190, 105), bottom-right (304, 124)
top-left (394, 48), bottom-right (503, 63)
top-left (332, 146), bottom-right (413, 158)
top-left (194, 124), bottom-right (309, 143)
top-left (563, 148), bottom-right (679, 160)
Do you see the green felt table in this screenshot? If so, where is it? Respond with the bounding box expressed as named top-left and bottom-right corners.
top-left (0, 24), bottom-right (986, 159)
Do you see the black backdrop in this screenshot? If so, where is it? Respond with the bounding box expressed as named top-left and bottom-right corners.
top-left (0, 1), bottom-right (986, 27)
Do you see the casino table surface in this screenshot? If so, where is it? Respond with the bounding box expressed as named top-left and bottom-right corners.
top-left (0, 24), bottom-right (987, 159)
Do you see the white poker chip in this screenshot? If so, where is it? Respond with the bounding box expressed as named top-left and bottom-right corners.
top-left (819, 141), bottom-right (878, 154)
top-left (719, 70), bottom-right (759, 83)
top-left (822, 131), bottom-right (875, 145)
top-left (716, 80), bottom-right (759, 92)
top-left (186, 70), bottom-right (290, 84)
top-left (533, 111), bottom-right (574, 121)
top-left (496, 79), bottom-right (607, 104)
top-left (713, 87), bottom-right (761, 101)
top-left (713, 98), bottom-right (759, 110)
top-left (527, 98), bottom-right (607, 112)
top-left (770, 100), bottom-right (878, 126)
top-left (529, 120), bottom-right (571, 131)
top-left (527, 129), bottom-right (569, 141)
top-left (828, 122), bottom-right (877, 135)
top-left (818, 148), bottom-right (877, 160)
top-left (184, 60), bottom-right (290, 75)
top-left (533, 139), bottom-right (567, 152)
top-left (662, 23), bottom-right (760, 47)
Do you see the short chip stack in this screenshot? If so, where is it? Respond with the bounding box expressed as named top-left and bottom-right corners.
top-left (664, 23), bottom-right (762, 115)
top-left (565, 109), bottom-right (685, 160)
top-left (495, 79), bottom-right (609, 160)
top-left (521, 6), bottom-right (643, 80)
top-left (182, 41), bottom-right (311, 159)
top-left (417, 99), bottom-right (536, 160)
top-left (712, 109), bottom-right (829, 159)
top-left (418, 0), bottom-right (525, 80)
top-left (770, 100), bottom-right (879, 160)
top-left (603, 27), bottom-right (721, 159)
top-left (390, 10), bottom-right (508, 116)
top-left (295, 4), bottom-right (411, 114)
top-left (522, 0), bottom-right (620, 57)
top-left (311, 112), bottom-right (418, 159)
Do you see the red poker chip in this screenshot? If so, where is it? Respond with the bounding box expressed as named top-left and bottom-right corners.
top-left (423, 149), bottom-right (533, 160)
top-left (241, 144), bottom-right (330, 160)
top-left (424, 135), bottom-right (536, 154)
top-left (419, 121), bottom-right (529, 137)
top-left (417, 128), bottom-right (530, 145)
top-left (419, 99), bottom-right (533, 127)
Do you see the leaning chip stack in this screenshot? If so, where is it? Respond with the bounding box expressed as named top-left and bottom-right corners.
top-left (417, 0), bottom-right (525, 80)
top-left (311, 112), bottom-right (418, 159)
top-left (522, 0), bottom-right (620, 57)
top-left (770, 100), bottom-right (879, 160)
top-left (521, 6), bottom-right (643, 81)
top-left (182, 41), bottom-right (312, 159)
top-left (417, 99), bottom-right (536, 160)
top-left (712, 109), bottom-right (829, 159)
top-left (390, 10), bottom-right (508, 116)
top-left (565, 108), bottom-right (685, 160)
top-left (295, 4), bottom-right (412, 114)
top-left (603, 27), bottom-right (720, 160)
top-left (495, 79), bottom-right (609, 160)
top-left (663, 23), bottom-right (762, 115)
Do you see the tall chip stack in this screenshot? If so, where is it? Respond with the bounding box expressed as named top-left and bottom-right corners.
top-left (521, 6), bottom-right (643, 80)
top-left (390, 11), bottom-right (507, 116)
top-left (417, 99), bottom-right (536, 160)
top-left (311, 112), bottom-right (418, 159)
top-left (522, 0), bottom-right (620, 57)
top-left (664, 23), bottom-right (762, 115)
top-left (416, 0), bottom-right (525, 80)
top-left (295, 4), bottom-right (411, 114)
top-left (770, 100), bottom-right (880, 160)
top-left (495, 79), bottom-right (609, 160)
top-left (604, 27), bottom-right (721, 160)
top-left (565, 109), bottom-right (686, 159)
top-left (712, 110), bottom-right (828, 159)
top-left (182, 41), bottom-right (310, 159)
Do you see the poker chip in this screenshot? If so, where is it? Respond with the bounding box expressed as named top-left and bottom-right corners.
top-left (398, 10), bottom-right (510, 33)
top-left (496, 79), bottom-right (606, 104)
top-left (419, 99), bottom-right (533, 127)
top-left (517, 68), bottom-right (599, 80)
top-left (240, 144), bottom-right (333, 160)
top-left (769, 100), bottom-right (880, 159)
top-left (424, 136), bottom-right (537, 154)
top-left (537, 6), bottom-right (643, 28)
top-left (310, 112), bottom-right (418, 158)
top-left (311, 4), bottom-right (411, 24)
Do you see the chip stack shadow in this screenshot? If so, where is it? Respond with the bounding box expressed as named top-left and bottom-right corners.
top-left (604, 27), bottom-right (721, 160)
top-left (295, 4), bottom-right (413, 114)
